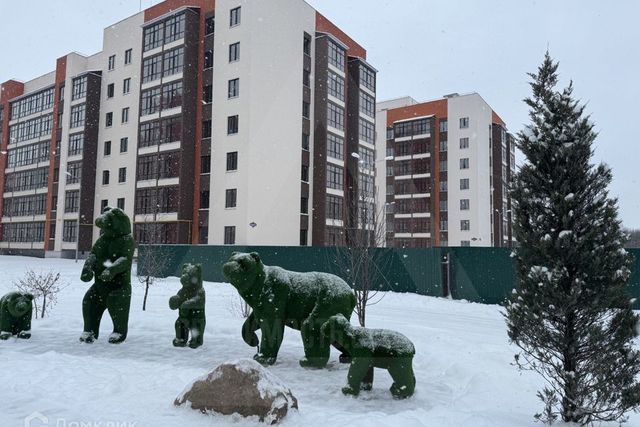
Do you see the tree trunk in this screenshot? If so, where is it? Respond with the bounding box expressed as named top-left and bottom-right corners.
top-left (562, 312), bottom-right (577, 422)
top-left (143, 277), bottom-right (150, 311)
top-left (41, 293), bottom-right (46, 318)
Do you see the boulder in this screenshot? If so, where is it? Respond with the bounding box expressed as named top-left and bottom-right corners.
top-left (175, 359), bottom-right (298, 424)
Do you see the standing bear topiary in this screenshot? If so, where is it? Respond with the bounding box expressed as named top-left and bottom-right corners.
top-left (321, 314), bottom-right (416, 399)
top-left (222, 252), bottom-right (356, 368)
top-left (169, 263), bottom-right (206, 348)
top-left (0, 291), bottom-right (34, 340)
top-left (79, 207), bottom-right (135, 344)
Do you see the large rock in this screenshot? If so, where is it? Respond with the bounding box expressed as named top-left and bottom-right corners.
top-left (174, 359), bottom-right (298, 424)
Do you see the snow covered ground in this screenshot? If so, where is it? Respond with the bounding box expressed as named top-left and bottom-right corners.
top-left (0, 255), bottom-right (637, 427)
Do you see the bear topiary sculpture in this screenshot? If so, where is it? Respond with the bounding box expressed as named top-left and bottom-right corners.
top-left (321, 314), bottom-right (416, 399)
top-left (222, 252), bottom-right (356, 368)
top-left (169, 263), bottom-right (206, 348)
top-left (0, 291), bottom-right (34, 340)
top-left (79, 207), bottom-right (134, 344)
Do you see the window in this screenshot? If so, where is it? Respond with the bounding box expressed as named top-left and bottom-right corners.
top-left (229, 42), bottom-right (240, 62)
top-left (124, 49), bottom-right (132, 65)
top-left (105, 112), bottom-right (113, 127)
top-left (440, 139), bottom-right (448, 152)
top-left (359, 91), bottom-right (375, 117)
top-left (70, 104), bottom-right (86, 128)
top-left (205, 16), bottom-right (215, 35)
top-left (461, 220), bottom-right (470, 231)
top-left (141, 87), bottom-right (161, 115)
top-left (201, 155), bottom-right (211, 174)
top-left (440, 119), bottom-right (448, 132)
top-left (66, 162), bottom-right (82, 184)
top-left (303, 70), bottom-right (311, 87)
top-left (327, 71), bottom-right (345, 101)
top-left (440, 159), bottom-right (447, 172)
top-left (327, 103), bottom-right (344, 130)
top-left (165, 13), bottom-right (185, 43)
top-left (68, 133), bottom-right (84, 156)
top-left (162, 81), bottom-right (183, 109)
top-left (64, 190), bottom-right (79, 213)
top-left (359, 146), bottom-right (375, 169)
top-left (327, 133), bottom-right (344, 159)
top-left (300, 229), bottom-right (308, 246)
top-left (202, 120), bottom-right (212, 138)
top-left (120, 137), bottom-right (128, 153)
top-left (460, 117), bottom-right (469, 128)
top-left (461, 240), bottom-right (471, 247)
top-left (118, 167), bottom-right (126, 183)
top-left (62, 220), bottom-right (77, 242)
top-left (225, 189), bottom-right (237, 208)
top-left (387, 128), bottom-right (394, 140)
top-left (143, 21), bottom-right (163, 52)
top-left (301, 164), bottom-right (309, 182)
top-left (200, 191), bottom-right (210, 209)
top-left (460, 178), bottom-right (470, 190)
top-left (326, 195), bottom-right (343, 220)
top-left (302, 133), bottom-right (310, 150)
top-left (204, 50), bottom-right (214, 69)
top-left (460, 158), bottom-right (470, 169)
top-left (142, 55), bottom-right (162, 83)
top-left (327, 164), bottom-right (343, 190)
top-left (107, 83), bottom-right (114, 98)
top-left (117, 198), bottom-right (125, 210)
top-left (359, 118), bottom-right (375, 143)
top-left (328, 40), bottom-right (345, 69)
top-left (440, 180), bottom-right (448, 192)
top-left (203, 85), bottom-right (213, 103)
top-left (460, 137), bottom-right (469, 149)
top-left (228, 78), bottom-right (239, 98)
top-left (102, 170), bottom-right (110, 185)
top-left (440, 200), bottom-right (448, 212)
top-left (360, 66), bottom-right (375, 92)
top-left (224, 226), bottom-right (236, 245)
top-left (227, 115), bottom-right (239, 134)
top-left (230, 7), bottom-right (241, 27)
top-left (163, 48), bottom-right (184, 76)
top-left (123, 78), bottom-right (131, 94)
top-left (226, 151), bottom-right (238, 171)
top-left (303, 33), bottom-right (312, 55)
top-left (121, 107), bottom-right (129, 124)
top-left (302, 101), bottom-right (310, 119)
top-left (460, 199), bottom-right (470, 210)
top-left (72, 76), bottom-right (87, 100)
top-left (108, 55), bottom-right (116, 70)
top-left (101, 199), bottom-right (109, 212)
top-left (301, 197), bottom-right (309, 214)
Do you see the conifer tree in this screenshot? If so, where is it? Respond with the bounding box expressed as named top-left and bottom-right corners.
top-left (506, 52), bottom-right (640, 425)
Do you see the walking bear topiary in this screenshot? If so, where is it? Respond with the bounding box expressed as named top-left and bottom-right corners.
top-left (0, 292), bottom-right (34, 340)
top-left (321, 314), bottom-right (416, 399)
top-left (79, 207), bottom-right (134, 344)
top-left (169, 263), bottom-right (206, 348)
top-left (222, 252), bottom-right (356, 368)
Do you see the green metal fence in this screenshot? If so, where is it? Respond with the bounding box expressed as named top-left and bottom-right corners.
top-left (138, 245), bottom-right (640, 308)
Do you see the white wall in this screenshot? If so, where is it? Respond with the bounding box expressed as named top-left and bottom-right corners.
top-left (209, 0), bottom-right (316, 245)
top-left (447, 93), bottom-right (492, 247)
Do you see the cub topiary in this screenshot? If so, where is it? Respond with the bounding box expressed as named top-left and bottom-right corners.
top-left (79, 207), bottom-right (134, 344)
top-left (222, 251), bottom-right (356, 368)
top-left (0, 291), bottom-right (33, 340)
top-left (169, 263), bottom-right (206, 348)
top-left (321, 314), bottom-right (416, 399)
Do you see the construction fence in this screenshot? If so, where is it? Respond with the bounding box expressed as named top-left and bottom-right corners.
top-left (137, 245), bottom-right (640, 308)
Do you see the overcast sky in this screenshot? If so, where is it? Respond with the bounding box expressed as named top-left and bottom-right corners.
top-left (1, 0), bottom-right (638, 227)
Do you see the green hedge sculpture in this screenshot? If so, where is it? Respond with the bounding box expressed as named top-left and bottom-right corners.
top-left (169, 263), bottom-right (206, 348)
top-left (321, 314), bottom-right (416, 399)
top-left (79, 207), bottom-right (134, 344)
top-left (222, 251), bottom-right (356, 368)
top-left (0, 292), bottom-right (33, 340)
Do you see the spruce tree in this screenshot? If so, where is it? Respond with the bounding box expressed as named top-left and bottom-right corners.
top-left (506, 53), bottom-right (640, 425)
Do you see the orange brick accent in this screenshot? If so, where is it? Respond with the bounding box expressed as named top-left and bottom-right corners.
top-left (145, 0), bottom-right (214, 21)
top-left (316, 12), bottom-right (366, 59)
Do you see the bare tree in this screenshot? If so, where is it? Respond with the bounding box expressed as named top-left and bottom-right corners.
top-left (136, 222), bottom-right (174, 311)
top-left (228, 294), bottom-right (252, 318)
top-left (334, 170), bottom-right (390, 327)
top-left (14, 269), bottom-right (66, 319)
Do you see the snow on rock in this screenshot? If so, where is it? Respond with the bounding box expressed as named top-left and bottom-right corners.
top-left (175, 358), bottom-right (298, 424)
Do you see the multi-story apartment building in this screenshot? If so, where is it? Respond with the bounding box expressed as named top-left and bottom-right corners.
top-left (0, 0), bottom-right (376, 257)
top-left (376, 93), bottom-right (515, 248)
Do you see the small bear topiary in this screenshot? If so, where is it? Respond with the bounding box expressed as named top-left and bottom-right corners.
top-left (223, 252), bottom-right (356, 368)
top-left (79, 207), bottom-right (135, 344)
top-left (0, 291), bottom-right (33, 340)
top-left (169, 263), bottom-right (206, 348)
top-left (321, 314), bottom-right (416, 399)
